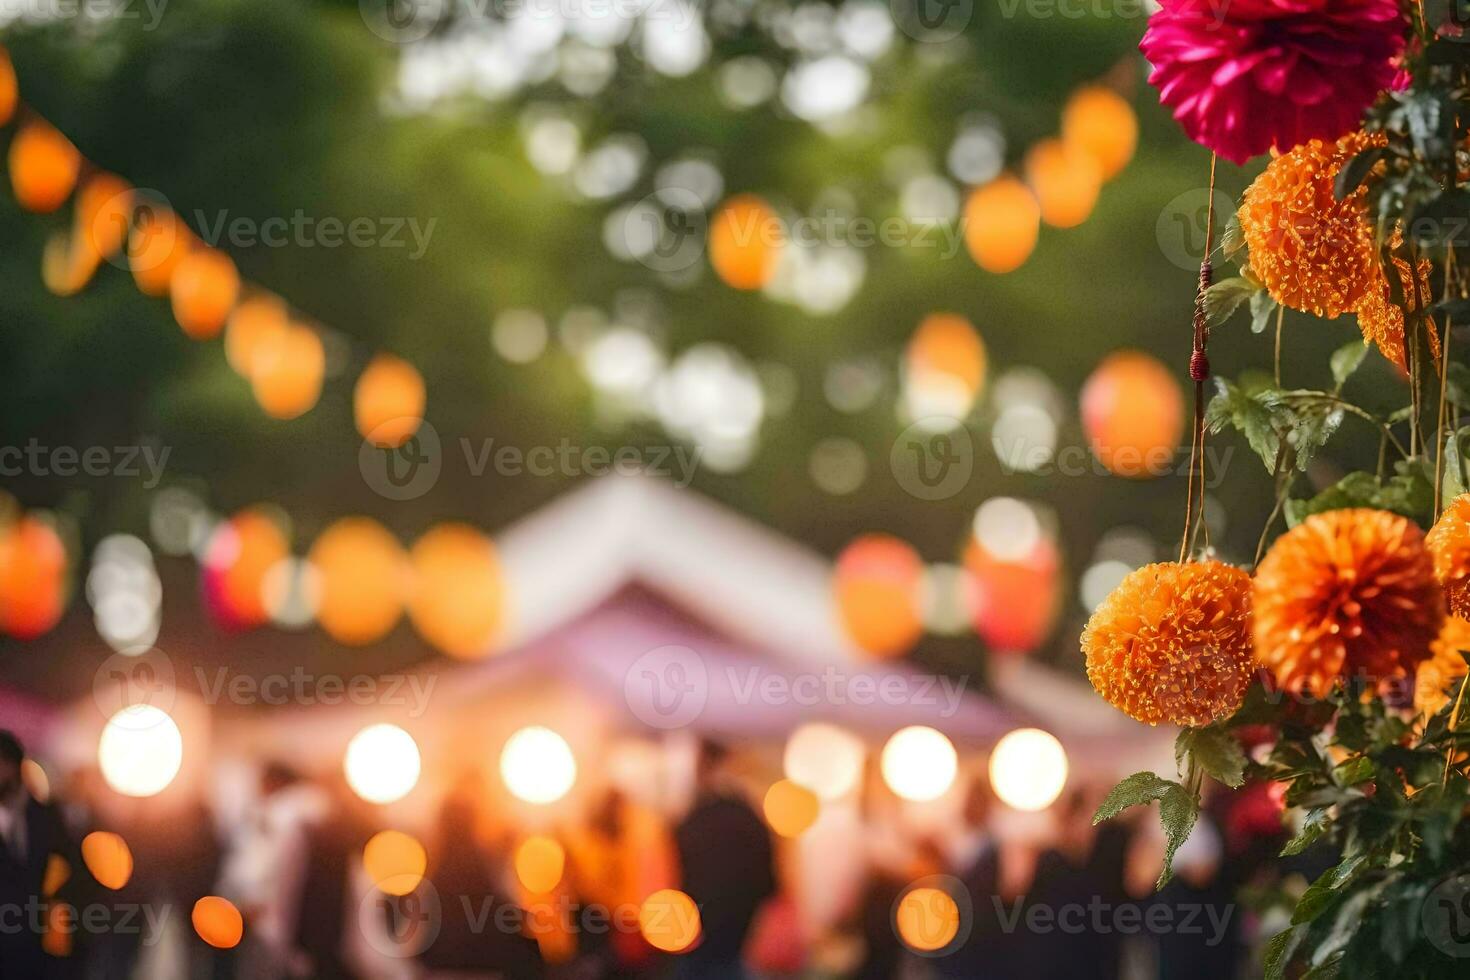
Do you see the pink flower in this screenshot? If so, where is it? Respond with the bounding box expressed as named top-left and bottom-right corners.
top-left (1141, 0), bottom-right (1406, 164)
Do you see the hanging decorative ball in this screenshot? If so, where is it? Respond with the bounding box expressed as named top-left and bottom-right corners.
top-left (1427, 494), bottom-right (1470, 619)
top-left (9, 119), bottom-right (82, 214)
top-left (308, 517), bottom-right (407, 646)
top-left (250, 324), bottom-right (325, 420)
top-left (963, 176), bottom-right (1040, 274)
top-left (1083, 560), bottom-right (1254, 727)
top-left (408, 523), bottom-right (503, 658)
top-left (169, 248), bottom-right (240, 340)
top-left (76, 173), bottom-right (133, 259)
top-left (128, 207), bottom-right (191, 297)
top-left (354, 353), bottom-right (426, 448)
top-left (0, 47), bottom-right (16, 126)
top-left (1024, 138), bottom-right (1102, 229)
top-left (1255, 509), bottom-right (1442, 698)
top-left (201, 507), bottom-right (290, 630)
top-left (1061, 86), bottom-right (1137, 181)
top-left (834, 533), bottom-right (924, 658)
top-left (709, 194), bottom-right (782, 290)
top-left (1080, 351), bottom-right (1185, 479)
top-left (224, 294), bottom-right (289, 377)
top-left (0, 514), bottom-right (68, 640)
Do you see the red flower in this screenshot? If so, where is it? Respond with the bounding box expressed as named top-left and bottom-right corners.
top-left (1141, 0), bottom-right (1406, 164)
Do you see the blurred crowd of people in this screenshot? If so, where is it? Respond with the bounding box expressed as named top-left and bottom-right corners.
top-left (0, 730), bottom-right (1316, 980)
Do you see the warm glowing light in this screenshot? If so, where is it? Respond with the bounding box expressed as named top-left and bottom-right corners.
top-left (1025, 139), bottom-right (1102, 229)
top-left (895, 886), bottom-right (960, 952)
top-left (500, 726), bottom-right (577, 805)
top-left (250, 323), bottom-right (325, 420)
top-left (8, 119), bottom-right (81, 213)
top-left (881, 726), bottom-right (958, 802)
top-left (408, 524), bottom-right (502, 658)
top-left (355, 353), bottom-right (426, 448)
top-left (1061, 86), bottom-right (1138, 181)
top-left (988, 728), bottom-right (1068, 811)
top-left (515, 836), bottom-right (567, 893)
top-left (76, 173), bottom-right (133, 259)
top-left (129, 208), bottom-right (191, 297)
top-left (41, 230), bottom-right (100, 296)
top-left (762, 779), bottom-right (820, 838)
top-left (97, 705), bottom-right (183, 798)
top-left (783, 722), bottom-right (864, 802)
top-left (201, 508), bottom-right (290, 630)
top-left (709, 194), bottom-right (782, 290)
top-left (904, 313), bottom-right (987, 414)
top-left (1080, 351), bottom-right (1185, 479)
top-left (309, 517), bottom-right (407, 646)
top-left (363, 830), bottom-right (427, 896)
top-left (344, 724), bottom-right (421, 805)
top-left (225, 294), bottom-right (289, 377)
top-left (963, 176), bottom-right (1039, 274)
top-left (192, 897), bottom-right (244, 950)
top-left (169, 248), bottom-right (240, 340)
top-left (639, 889), bottom-right (701, 954)
top-left (834, 534), bottom-right (924, 658)
top-left (965, 527), bottom-right (1062, 654)
top-left (81, 832), bottom-right (133, 891)
top-left (0, 514), bottom-right (68, 640)
top-left (0, 48), bottom-right (16, 127)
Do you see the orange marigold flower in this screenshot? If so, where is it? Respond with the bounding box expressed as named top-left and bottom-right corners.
top-left (1082, 560), bottom-right (1254, 727)
top-left (1353, 230), bottom-right (1438, 371)
top-left (1416, 615), bottom-right (1470, 718)
top-left (1427, 493), bottom-right (1470, 618)
top-left (1254, 508), bottom-right (1443, 697)
top-left (1238, 131), bottom-right (1387, 318)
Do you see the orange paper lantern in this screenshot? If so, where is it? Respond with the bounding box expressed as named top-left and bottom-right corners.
top-left (709, 194), bottom-right (782, 290)
top-left (0, 48), bottom-right (16, 127)
top-left (834, 534), bottom-right (924, 658)
top-left (251, 324), bottom-right (325, 420)
top-left (1080, 351), bottom-right (1186, 479)
top-left (354, 353), bottom-right (426, 448)
top-left (224, 294), bottom-right (289, 377)
top-left (963, 176), bottom-right (1040, 274)
top-left (202, 508), bottom-right (289, 630)
top-left (1061, 86), bottom-right (1138, 181)
top-left (964, 535), bottom-right (1061, 653)
top-left (191, 897), bottom-right (243, 950)
top-left (9, 119), bottom-right (81, 214)
top-left (76, 173), bottom-right (133, 258)
top-left (0, 515), bottom-right (68, 640)
top-left (169, 248), bottom-right (239, 339)
top-left (1025, 139), bottom-right (1102, 229)
top-left (408, 524), bottom-right (503, 658)
top-left (128, 207), bottom-right (191, 296)
top-left (308, 517), bottom-right (407, 646)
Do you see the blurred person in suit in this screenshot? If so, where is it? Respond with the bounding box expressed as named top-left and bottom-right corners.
top-left (0, 729), bottom-right (74, 980)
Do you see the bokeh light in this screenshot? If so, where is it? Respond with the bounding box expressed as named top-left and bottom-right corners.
top-left (408, 523), bottom-right (502, 658)
top-left (988, 728), bottom-right (1069, 812)
top-left (783, 722), bottom-right (864, 801)
top-left (1061, 86), bottom-right (1138, 181)
top-left (250, 323), bottom-right (325, 420)
top-left (192, 897), bottom-right (244, 950)
top-left (169, 248), bottom-right (240, 340)
top-left (201, 507), bottom-right (289, 630)
top-left (515, 836), bottom-right (567, 893)
top-left (0, 514), bottom-right (68, 640)
top-left (1025, 138), bottom-right (1102, 228)
top-left (355, 353), bottom-right (427, 448)
top-left (224, 294), bottom-right (289, 377)
top-left (97, 705), bottom-right (183, 798)
top-left (709, 194), bottom-right (782, 290)
top-left (895, 885), bottom-right (961, 953)
top-left (309, 517), bottom-right (407, 646)
top-left (881, 726), bottom-right (958, 802)
top-left (834, 533), bottom-right (924, 658)
top-left (1080, 351), bottom-right (1185, 479)
top-left (363, 829), bottom-right (427, 896)
top-left (963, 176), bottom-right (1040, 274)
top-left (639, 889), bottom-right (701, 954)
top-left (500, 726), bottom-right (577, 805)
top-left (762, 779), bottom-right (821, 838)
top-left (902, 313), bottom-right (986, 425)
top-left (8, 119), bottom-right (80, 213)
top-left (344, 724), bottom-right (421, 805)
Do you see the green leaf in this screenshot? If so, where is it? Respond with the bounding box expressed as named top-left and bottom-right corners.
top-left (1219, 213), bottom-right (1244, 260)
top-left (1156, 784), bottom-right (1199, 889)
top-left (1442, 430), bottom-right (1467, 507)
top-left (1329, 341), bottom-right (1368, 388)
top-left (1092, 771), bottom-right (1177, 824)
top-left (1176, 727), bottom-right (1247, 789)
top-left (1292, 855), bottom-right (1366, 925)
top-left (1300, 954), bottom-right (1344, 979)
top-left (1333, 145), bottom-right (1389, 200)
top-left (1287, 461), bottom-right (1435, 527)
top-left (1281, 807), bottom-right (1332, 856)
top-left (1249, 288), bottom-right (1278, 334)
top-left (1264, 924), bottom-right (1305, 980)
top-left (1332, 755), bottom-right (1375, 787)
top-left (1206, 377), bottom-right (1285, 471)
top-left (1203, 276), bottom-right (1258, 328)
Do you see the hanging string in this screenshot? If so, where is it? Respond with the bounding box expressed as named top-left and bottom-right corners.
top-left (1180, 153), bottom-right (1218, 562)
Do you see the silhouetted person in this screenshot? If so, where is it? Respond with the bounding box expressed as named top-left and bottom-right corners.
top-left (0, 730), bottom-right (73, 980)
top-left (672, 740), bottom-right (775, 980)
top-left (295, 772), bottom-right (373, 979)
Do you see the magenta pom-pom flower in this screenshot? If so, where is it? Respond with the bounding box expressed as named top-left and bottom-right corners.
top-left (1140, 0), bottom-right (1406, 164)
